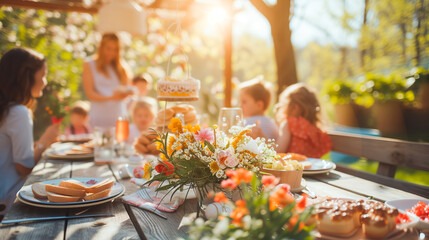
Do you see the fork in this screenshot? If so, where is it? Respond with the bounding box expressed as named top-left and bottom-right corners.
top-left (137, 189), bottom-right (176, 211)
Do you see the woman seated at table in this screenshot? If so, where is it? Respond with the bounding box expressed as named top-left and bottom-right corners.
top-left (83, 33), bottom-right (134, 129)
top-left (0, 48), bottom-right (59, 211)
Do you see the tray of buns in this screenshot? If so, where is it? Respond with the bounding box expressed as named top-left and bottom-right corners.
top-left (17, 178), bottom-right (125, 208)
top-left (44, 142), bottom-right (94, 160)
top-left (310, 198), bottom-right (420, 239)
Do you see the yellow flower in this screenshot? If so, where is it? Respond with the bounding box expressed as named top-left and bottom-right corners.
top-left (156, 141), bottom-right (164, 151)
top-left (192, 125), bottom-right (201, 133)
top-left (213, 125), bottom-right (218, 130)
top-left (160, 153), bottom-right (168, 161)
top-left (210, 161), bottom-right (220, 174)
top-left (142, 163), bottom-right (152, 180)
top-left (167, 135), bottom-right (177, 155)
top-left (231, 129), bottom-right (251, 149)
top-left (168, 117), bottom-right (182, 133)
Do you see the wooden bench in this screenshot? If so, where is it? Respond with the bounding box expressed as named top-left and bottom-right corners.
top-left (328, 131), bottom-right (429, 198)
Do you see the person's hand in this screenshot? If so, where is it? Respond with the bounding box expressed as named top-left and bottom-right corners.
top-left (111, 89), bottom-right (132, 101)
top-left (134, 130), bottom-right (159, 155)
top-left (38, 123), bottom-right (60, 147)
top-left (248, 121), bottom-right (266, 139)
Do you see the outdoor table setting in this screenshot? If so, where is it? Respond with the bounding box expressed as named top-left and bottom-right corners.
top-left (1, 107), bottom-right (428, 240)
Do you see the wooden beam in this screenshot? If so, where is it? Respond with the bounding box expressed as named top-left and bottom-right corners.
top-left (0, 0), bottom-right (98, 13)
top-left (328, 131), bottom-right (429, 172)
top-left (223, 0), bottom-right (233, 107)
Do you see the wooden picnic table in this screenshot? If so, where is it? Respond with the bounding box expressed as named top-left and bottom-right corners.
top-left (1, 156), bottom-right (428, 240)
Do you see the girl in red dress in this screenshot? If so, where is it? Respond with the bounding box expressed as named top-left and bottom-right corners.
top-left (275, 83), bottom-right (332, 158)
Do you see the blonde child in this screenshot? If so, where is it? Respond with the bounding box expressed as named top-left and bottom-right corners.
top-left (127, 97), bottom-right (157, 144)
top-left (64, 101), bottom-right (91, 135)
top-left (239, 77), bottom-right (278, 140)
top-left (275, 83), bottom-right (332, 158)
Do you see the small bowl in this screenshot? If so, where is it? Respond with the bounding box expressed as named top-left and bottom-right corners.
top-left (262, 168), bottom-right (303, 189)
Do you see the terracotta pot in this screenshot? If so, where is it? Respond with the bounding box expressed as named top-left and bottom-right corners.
top-left (262, 168), bottom-right (303, 189)
top-left (418, 82), bottom-right (429, 110)
top-left (373, 101), bottom-right (406, 136)
top-left (334, 103), bottom-right (359, 127)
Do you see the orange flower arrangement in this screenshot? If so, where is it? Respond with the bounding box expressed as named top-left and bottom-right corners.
top-left (188, 168), bottom-right (314, 239)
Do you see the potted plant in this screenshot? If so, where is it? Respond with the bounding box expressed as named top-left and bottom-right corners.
top-left (406, 67), bottom-right (429, 110)
top-left (358, 73), bottom-right (414, 137)
top-left (322, 79), bottom-right (359, 127)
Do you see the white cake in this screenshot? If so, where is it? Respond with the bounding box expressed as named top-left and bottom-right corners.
top-left (157, 76), bottom-right (200, 101)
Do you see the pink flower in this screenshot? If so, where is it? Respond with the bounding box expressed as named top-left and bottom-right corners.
top-left (221, 179), bottom-right (237, 190)
top-left (217, 148), bottom-right (236, 169)
top-left (225, 154), bottom-right (239, 168)
top-left (194, 128), bottom-right (214, 143)
top-left (262, 175), bottom-right (279, 188)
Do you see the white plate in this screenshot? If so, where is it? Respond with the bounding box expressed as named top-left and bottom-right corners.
top-left (385, 199), bottom-right (429, 230)
top-left (44, 143), bottom-right (93, 160)
top-left (303, 158), bottom-right (336, 175)
top-left (17, 178), bottom-right (125, 208)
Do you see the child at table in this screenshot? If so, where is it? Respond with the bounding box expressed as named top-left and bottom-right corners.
top-left (0, 48), bottom-right (59, 212)
top-left (275, 83), bottom-right (332, 158)
top-left (132, 73), bottom-right (152, 97)
top-left (127, 97), bottom-right (157, 144)
top-left (63, 101), bottom-right (91, 135)
top-left (239, 76), bottom-right (278, 140)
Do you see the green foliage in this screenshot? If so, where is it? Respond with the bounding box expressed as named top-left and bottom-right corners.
top-left (0, 7), bottom-right (95, 138)
top-left (322, 79), bottom-right (357, 104)
top-left (356, 73), bottom-right (415, 106)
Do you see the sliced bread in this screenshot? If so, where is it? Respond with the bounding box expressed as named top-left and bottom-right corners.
top-left (86, 179), bottom-right (114, 194)
top-left (47, 192), bottom-right (81, 203)
top-left (32, 182), bottom-right (48, 200)
top-left (59, 179), bottom-right (87, 191)
top-left (45, 184), bottom-right (86, 198)
top-left (84, 188), bottom-right (111, 201)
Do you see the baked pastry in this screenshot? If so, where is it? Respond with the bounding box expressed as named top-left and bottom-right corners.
top-left (155, 104), bottom-right (199, 130)
top-left (157, 76), bottom-right (200, 101)
top-left (314, 199), bottom-right (398, 238)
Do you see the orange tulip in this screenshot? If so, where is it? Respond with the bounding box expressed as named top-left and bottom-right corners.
top-left (269, 184), bottom-right (294, 211)
top-left (214, 192), bottom-right (228, 203)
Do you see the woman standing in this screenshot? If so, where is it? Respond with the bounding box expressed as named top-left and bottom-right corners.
top-left (83, 33), bottom-right (133, 129)
top-left (0, 48), bottom-right (59, 211)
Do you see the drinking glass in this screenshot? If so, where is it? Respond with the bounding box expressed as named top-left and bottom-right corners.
top-left (116, 116), bottom-right (130, 160)
top-left (116, 116), bottom-right (130, 143)
top-left (218, 107), bottom-right (243, 136)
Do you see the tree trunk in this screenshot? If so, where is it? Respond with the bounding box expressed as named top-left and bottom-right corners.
top-left (400, 23), bottom-right (407, 65)
top-left (360, 0), bottom-right (369, 69)
top-left (414, 0), bottom-right (423, 66)
top-left (271, 20), bottom-right (297, 96)
top-left (249, 0), bottom-right (297, 98)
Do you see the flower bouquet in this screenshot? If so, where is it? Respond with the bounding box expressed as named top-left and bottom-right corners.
top-left (145, 117), bottom-right (278, 211)
top-left (185, 168), bottom-right (314, 240)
